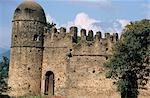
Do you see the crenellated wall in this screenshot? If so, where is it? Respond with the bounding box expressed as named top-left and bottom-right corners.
top-left (41, 26), bottom-right (120, 97)
top-left (43, 26), bottom-right (118, 51)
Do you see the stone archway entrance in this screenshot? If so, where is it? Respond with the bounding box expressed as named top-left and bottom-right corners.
top-left (44, 71), bottom-right (54, 95)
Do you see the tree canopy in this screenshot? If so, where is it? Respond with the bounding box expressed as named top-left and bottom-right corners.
top-left (104, 19), bottom-right (150, 98)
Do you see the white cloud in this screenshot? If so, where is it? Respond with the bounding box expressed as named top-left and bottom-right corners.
top-left (74, 12), bottom-right (100, 31)
top-left (117, 19), bottom-right (130, 28)
top-left (62, 12), bottom-right (103, 34)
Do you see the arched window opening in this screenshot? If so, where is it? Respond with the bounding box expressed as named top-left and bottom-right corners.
top-left (44, 71), bottom-right (54, 95)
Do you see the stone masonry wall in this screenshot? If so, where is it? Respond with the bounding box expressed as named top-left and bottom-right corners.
top-left (8, 47), bottom-right (43, 97)
top-left (42, 26), bottom-right (119, 97)
top-left (66, 56), bottom-right (119, 98)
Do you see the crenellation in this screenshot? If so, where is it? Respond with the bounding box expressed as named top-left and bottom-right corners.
top-left (70, 26), bottom-right (78, 43)
top-left (44, 25), bottom-right (118, 49)
top-left (60, 27), bottom-right (66, 34)
top-left (110, 35), bottom-right (113, 41)
top-left (105, 33), bottom-right (110, 39)
top-left (95, 31), bottom-right (101, 41)
top-left (43, 26), bottom-right (119, 55)
top-left (80, 29), bottom-right (87, 41)
top-left (113, 33), bottom-right (118, 42)
top-left (51, 27), bottom-right (57, 33)
top-left (87, 30), bottom-right (94, 41)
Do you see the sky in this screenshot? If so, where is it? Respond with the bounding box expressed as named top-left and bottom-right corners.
top-left (0, 0), bottom-right (150, 49)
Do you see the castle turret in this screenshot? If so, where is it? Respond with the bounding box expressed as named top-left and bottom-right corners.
top-left (8, 1), bottom-right (46, 97)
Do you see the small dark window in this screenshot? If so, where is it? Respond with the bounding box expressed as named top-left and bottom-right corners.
top-left (106, 56), bottom-right (108, 60)
top-left (15, 8), bottom-right (21, 13)
top-left (106, 48), bottom-right (108, 51)
top-left (15, 35), bottom-right (17, 38)
top-left (92, 70), bottom-right (95, 73)
top-left (28, 67), bottom-right (30, 70)
top-left (33, 34), bottom-right (40, 41)
top-left (28, 85), bottom-right (30, 88)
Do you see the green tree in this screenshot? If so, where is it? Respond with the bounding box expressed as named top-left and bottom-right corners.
top-left (0, 56), bottom-right (9, 95)
top-left (105, 19), bottom-right (150, 98)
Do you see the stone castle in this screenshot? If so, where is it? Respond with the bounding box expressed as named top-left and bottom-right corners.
top-left (8, 1), bottom-right (150, 98)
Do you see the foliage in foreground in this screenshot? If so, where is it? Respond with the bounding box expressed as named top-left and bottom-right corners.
top-left (104, 19), bottom-right (150, 98)
top-left (0, 56), bottom-right (9, 95)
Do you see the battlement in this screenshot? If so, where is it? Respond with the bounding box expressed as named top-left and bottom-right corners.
top-left (44, 26), bottom-right (118, 43)
top-left (43, 26), bottom-right (118, 55)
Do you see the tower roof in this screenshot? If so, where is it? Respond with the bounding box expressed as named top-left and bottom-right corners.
top-left (13, 0), bottom-right (46, 23)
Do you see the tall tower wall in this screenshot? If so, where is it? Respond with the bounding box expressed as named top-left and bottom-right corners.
top-left (8, 1), bottom-right (46, 97)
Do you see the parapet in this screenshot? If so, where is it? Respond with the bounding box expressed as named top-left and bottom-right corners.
top-left (44, 26), bottom-right (119, 47)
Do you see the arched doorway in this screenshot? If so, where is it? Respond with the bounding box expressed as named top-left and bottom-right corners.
top-left (44, 71), bottom-right (54, 95)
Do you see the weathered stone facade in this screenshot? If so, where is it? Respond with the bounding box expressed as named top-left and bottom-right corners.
top-left (8, 1), bottom-right (46, 97)
top-left (8, 1), bottom-right (150, 98)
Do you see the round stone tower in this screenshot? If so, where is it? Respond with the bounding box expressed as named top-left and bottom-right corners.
top-left (8, 1), bottom-right (46, 97)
